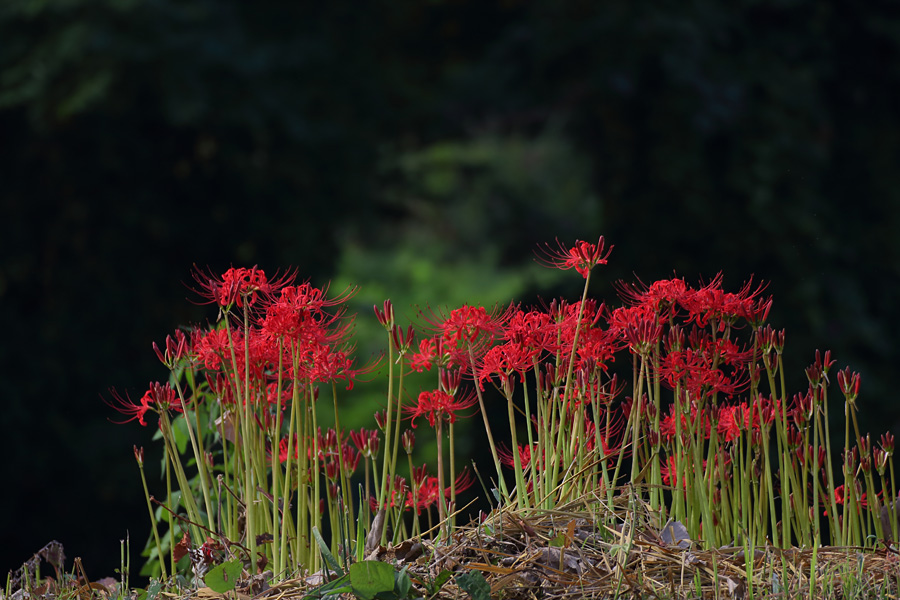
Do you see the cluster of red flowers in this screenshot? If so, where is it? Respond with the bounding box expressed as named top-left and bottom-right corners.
top-left (111, 239), bottom-right (881, 539)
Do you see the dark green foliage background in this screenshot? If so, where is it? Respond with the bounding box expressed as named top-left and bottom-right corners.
top-left (2, 0), bottom-right (899, 579)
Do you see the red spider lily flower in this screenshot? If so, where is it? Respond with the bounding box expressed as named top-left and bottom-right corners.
top-left (193, 328), bottom-right (231, 371)
top-left (260, 283), bottom-right (356, 344)
top-left (374, 299), bottom-right (394, 330)
top-left (407, 469), bottom-right (475, 514)
top-left (350, 428), bottom-right (380, 458)
top-left (190, 265), bottom-right (295, 309)
top-left (409, 337), bottom-right (438, 372)
top-left (279, 435), bottom-right (299, 463)
top-left (439, 367), bottom-right (462, 395)
top-left (369, 475), bottom-right (409, 511)
top-left (153, 329), bottom-right (189, 369)
top-left (374, 409), bottom-right (387, 431)
top-left (391, 324), bottom-right (416, 356)
top-left (107, 382), bottom-right (182, 427)
top-left (310, 344), bottom-right (365, 390)
top-left (406, 390), bottom-right (478, 428)
top-left (574, 325), bottom-right (620, 373)
top-left (478, 341), bottom-right (538, 390)
top-left (805, 349), bottom-right (836, 388)
top-left (552, 298), bottom-right (604, 346)
top-left (659, 402), bottom-right (713, 442)
top-left (659, 346), bottom-right (747, 400)
top-left (881, 432), bottom-right (895, 455)
top-left (503, 309), bottom-right (559, 354)
top-left (716, 397), bottom-right (777, 443)
top-left (498, 443), bottom-right (541, 471)
top-left (677, 274), bottom-right (768, 331)
top-left (837, 367), bottom-right (861, 403)
top-left (826, 484), bottom-right (870, 515)
top-left (402, 429), bottom-right (415, 454)
top-left (537, 236), bottom-right (613, 278)
top-left (421, 303), bottom-right (515, 367)
top-left (607, 304), bottom-right (662, 356)
top-left (793, 444), bottom-right (826, 469)
top-left (342, 442), bottom-right (361, 473)
top-left (615, 276), bottom-right (689, 321)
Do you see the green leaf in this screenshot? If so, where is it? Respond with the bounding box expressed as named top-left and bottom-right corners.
top-left (312, 526), bottom-right (345, 576)
top-left (145, 580), bottom-right (162, 600)
top-left (349, 561), bottom-right (395, 600)
top-left (204, 559), bottom-right (242, 593)
top-left (547, 533), bottom-right (566, 547)
top-left (455, 571), bottom-right (490, 600)
top-left (171, 414), bottom-right (190, 455)
top-left (302, 574), bottom-right (352, 600)
top-left (393, 566), bottom-right (411, 599)
top-left (431, 570), bottom-right (452, 595)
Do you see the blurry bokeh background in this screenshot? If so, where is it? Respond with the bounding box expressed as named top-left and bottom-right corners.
top-left (3, 0), bottom-right (900, 581)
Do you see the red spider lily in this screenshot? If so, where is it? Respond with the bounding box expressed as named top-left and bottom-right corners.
top-left (107, 382), bottom-right (183, 427)
top-left (440, 304), bottom-right (508, 344)
top-left (537, 236), bottom-right (613, 278)
top-left (837, 367), bottom-right (861, 402)
top-left (795, 444), bottom-right (826, 470)
top-left (409, 337), bottom-right (438, 372)
top-left (402, 429), bottom-right (415, 454)
top-left (805, 349), bottom-right (836, 388)
top-left (260, 283), bottom-right (356, 345)
top-left (478, 341), bottom-right (538, 390)
top-left (757, 324), bottom-right (786, 358)
top-left (552, 298), bottom-right (604, 348)
top-left (374, 299), bottom-right (394, 329)
top-left (575, 325), bottom-right (620, 373)
top-left (503, 308), bottom-right (559, 354)
top-left (659, 402), bottom-right (713, 442)
top-left (498, 443), bottom-right (542, 472)
top-left (350, 428), bottom-right (380, 458)
top-left (190, 265), bottom-right (295, 309)
top-left (826, 484), bottom-right (871, 515)
top-left (407, 469), bottom-right (475, 514)
top-left (677, 274), bottom-right (768, 330)
top-left (411, 464), bottom-right (429, 487)
top-left (391, 324), bottom-right (416, 355)
top-left (309, 344), bottom-right (368, 390)
top-left (278, 435), bottom-right (299, 463)
top-left (193, 328), bottom-right (231, 371)
top-left (153, 329), bottom-right (189, 369)
top-left (374, 409), bottom-right (387, 431)
top-left (369, 475), bottom-right (409, 511)
top-left (439, 367), bottom-right (462, 395)
top-left (659, 346), bottom-right (747, 400)
top-left (716, 397), bottom-right (778, 443)
top-left (406, 390), bottom-right (478, 428)
top-left (424, 303), bottom-right (515, 366)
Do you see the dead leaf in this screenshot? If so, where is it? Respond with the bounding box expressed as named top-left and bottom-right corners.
top-left (659, 520), bottom-right (691, 550)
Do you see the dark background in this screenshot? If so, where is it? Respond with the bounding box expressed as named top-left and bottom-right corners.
top-left (3, 0), bottom-right (900, 582)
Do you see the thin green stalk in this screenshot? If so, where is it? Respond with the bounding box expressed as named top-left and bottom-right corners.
top-left (435, 418), bottom-right (448, 540)
top-left (505, 386), bottom-right (528, 509)
top-left (135, 449), bottom-right (167, 580)
top-left (171, 377), bottom-right (215, 533)
top-left (377, 330), bottom-right (395, 509)
top-left (159, 411), bottom-right (203, 543)
top-left (467, 344), bottom-right (509, 502)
